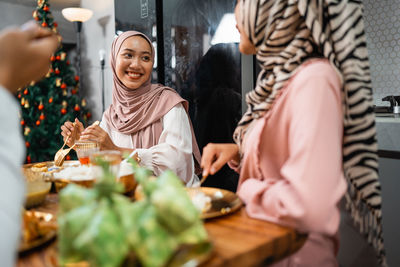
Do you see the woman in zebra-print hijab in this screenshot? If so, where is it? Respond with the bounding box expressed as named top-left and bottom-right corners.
top-left (201, 0), bottom-right (385, 265)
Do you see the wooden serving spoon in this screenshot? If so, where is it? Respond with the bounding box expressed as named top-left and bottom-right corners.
top-left (54, 122), bottom-right (78, 167)
top-left (54, 143), bottom-right (76, 167)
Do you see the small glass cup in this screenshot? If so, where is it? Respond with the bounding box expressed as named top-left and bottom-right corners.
top-left (75, 140), bottom-right (99, 165)
top-left (89, 150), bottom-right (122, 179)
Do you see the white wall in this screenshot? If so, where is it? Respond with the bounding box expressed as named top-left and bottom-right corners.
top-left (81, 0), bottom-right (115, 122)
top-left (0, 1), bottom-right (76, 43)
top-left (0, 2), bottom-right (32, 29)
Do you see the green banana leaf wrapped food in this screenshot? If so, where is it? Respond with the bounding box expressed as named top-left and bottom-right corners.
top-left (58, 159), bottom-right (211, 267)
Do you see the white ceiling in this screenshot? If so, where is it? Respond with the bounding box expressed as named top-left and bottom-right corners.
top-left (0, 0), bottom-right (80, 10)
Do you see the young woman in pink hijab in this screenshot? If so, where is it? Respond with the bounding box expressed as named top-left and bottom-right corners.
top-left (202, 0), bottom-right (385, 266)
top-left (61, 31), bottom-right (201, 186)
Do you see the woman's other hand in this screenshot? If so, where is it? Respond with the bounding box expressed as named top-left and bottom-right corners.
top-left (201, 143), bottom-right (240, 178)
top-left (60, 118), bottom-right (84, 147)
top-left (80, 123), bottom-right (117, 151)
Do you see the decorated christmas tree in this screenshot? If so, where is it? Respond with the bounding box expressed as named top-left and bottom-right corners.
top-left (17, 0), bottom-right (91, 163)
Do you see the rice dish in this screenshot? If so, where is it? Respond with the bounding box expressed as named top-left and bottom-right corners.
top-left (213, 190), bottom-right (223, 199)
top-left (188, 189), bottom-right (212, 213)
top-left (53, 165), bottom-right (95, 181)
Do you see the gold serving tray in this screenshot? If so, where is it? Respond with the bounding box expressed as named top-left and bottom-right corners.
top-left (19, 211), bottom-right (57, 253)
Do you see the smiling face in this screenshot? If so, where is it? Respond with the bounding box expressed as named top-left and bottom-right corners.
top-left (235, 0), bottom-right (256, 55)
top-left (115, 35), bottom-right (153, 89)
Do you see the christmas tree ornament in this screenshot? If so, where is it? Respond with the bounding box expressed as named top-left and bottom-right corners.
top-left (39, 113), bottom-right (45, 120)
top-left (62, 101), bottom-right (67, 108)
top-left (74, 104), bottom-right (80, 112)
top-left (74, 75), bottom-right (80, 81)
top-left (56, 55), bottom-right (61, 61)
top-left (30, 81), bottom-right (35, 86)
top-left (61, 83), bottom-right (67, 89)
top-left (38, 101), bottom-right (44, 111)
top-left (41, 21), bottom-right (48, 27)
top-left (48, 97), bottom-right (53, 104)
top-left (71, 89), bottom-right (77, 95)
top-left (25, 141), bottom-right (30, 148)
top-left (55, 68), bottom-right (60, 75)
top-left (36, 120), bottom-right (41, 126)
top-left (24, 100), bottom-right (30, 108)
top-left (33, 10), bottom-right (39, 20)
top-left (43, 5), bottom-right (49, 12)
top-left (86, 112), bottom-right (92, 119)
top-left (45, 71), bottom-right (51, 78)
top-left (21, 98), bottom-right (25, 106)
top-left (50, 55), bottom-right (55, 61)
top-left (66, 155), bottom-right (71, 160)
top-left (81, 99), bottom-right (87, 107)
top-left (21, 120), bottom-right (25, 126)
top-left (37, 0), bottom-right (44, 8)
top-left (24, 127), bottom-right (31, 136)
top-left (53, 22), bottom-right (58, 28)
top-left (26, 155), bottom-right (31, 163)
top-left (66, 60), bottom-right (70, 65)
top-left (23, 89), bottom-right (28, 95)
top-left (56, 78), bottom-right (61, 87)
top-left (18, 93), bottom-right (21, 99)
top-left (61, 108), bottom-right (67, 115)
top-left (63, 90), bottom-right (67, 96)
top-left (60, 52), bottom-right (66, 60)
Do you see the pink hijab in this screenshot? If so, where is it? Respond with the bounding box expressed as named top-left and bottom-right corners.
top-left (103, 31), bottom-right (201, 172)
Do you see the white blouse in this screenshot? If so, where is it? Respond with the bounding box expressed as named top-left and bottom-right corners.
top-left (100, 103), bottom-right (199, 186)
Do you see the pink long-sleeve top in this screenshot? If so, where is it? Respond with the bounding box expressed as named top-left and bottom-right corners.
top-left (237, 59), bottom-right (347, 266)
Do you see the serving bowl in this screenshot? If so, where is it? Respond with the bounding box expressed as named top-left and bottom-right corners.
top-left (46, 161), bottom-right (95, 192)
top-left (47, 160), bottom-right (136, 194)
top-left (22, 164), bottom-right (52, 208)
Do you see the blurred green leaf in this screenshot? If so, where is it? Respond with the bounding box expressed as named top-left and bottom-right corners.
top-left (58, 160), bottom-right (209, 267)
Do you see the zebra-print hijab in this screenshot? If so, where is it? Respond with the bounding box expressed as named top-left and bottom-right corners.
top-left (233, 0), bottom-right (385, 265)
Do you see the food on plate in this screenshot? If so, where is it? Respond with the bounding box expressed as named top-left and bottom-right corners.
top-left (214, 190), bottom-right (223, 199)
top-left (31, 162), bottom-right (48, 172)
top-left (21, 211), bottom-right (57, 244)
top-left (186, 188), bottom-right (212, 213)
top-left (186, 187), bottom-right (243, 219)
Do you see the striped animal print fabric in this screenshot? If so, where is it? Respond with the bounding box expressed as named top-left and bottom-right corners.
top-left (233, 0), bottom-right (385, 265)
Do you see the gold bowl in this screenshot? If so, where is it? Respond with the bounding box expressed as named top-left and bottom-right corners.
top-left (22, 164), bottom-right (52, 208)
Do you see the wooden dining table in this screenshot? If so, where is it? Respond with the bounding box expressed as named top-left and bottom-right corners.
top-left (17, 193), bottom-right (307, 267)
